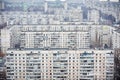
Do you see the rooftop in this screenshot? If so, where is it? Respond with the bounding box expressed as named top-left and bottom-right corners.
top-left (7, 48), bottom-right (113, 52)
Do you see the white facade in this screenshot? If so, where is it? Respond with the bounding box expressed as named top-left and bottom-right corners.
top-left (88, 9), bottom-right (100, 24)
top-left (44, 1), bottom-right (48, 13)
top-left (1, 28), bottom-right (10, 53)
top-left (113, 29), bottom-right (120, 49)
top-left (9, 24), bottom-right (113, 50)
top-left (0, 2), bottom-right (117, 80)
top-left (6, 49), bottom-right (114, 80)
top-left (110, 0), bottom-right (119, 2)
top-left (1, 10), bottom-right (83, 26)
top-left (19, 25), bottom-right (90, 49)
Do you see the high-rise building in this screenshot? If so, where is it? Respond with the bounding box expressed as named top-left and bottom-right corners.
top-left (0, 0), bottom-right (4, 10)
top-left (1, 28), bottom-right (10, 53)
top-left (100, 0), bottom-right (119, 2)
top-left (7, 24), bottom-right (112, 50)
top-left (0, 53), bottom-right (6, 80)
top-left (18, 25), bottom-right (90, 49)
top-left (110, 0), bottom-right (119, 2)
top-left (6, 49), bottom-right (114, 80)
top-left (1, 0), bottom-right (118, 80)
top-left (112, 29), bottom-right (120, 49)
top-left (114, 48), bottom-right (120, 80)
top-left (44, 1), bottom-right (48, 13)
top-left (88, 9), bottom-right (100, 24)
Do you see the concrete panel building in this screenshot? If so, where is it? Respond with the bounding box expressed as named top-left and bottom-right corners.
top-left (6, 49), bottom-right (114, 80)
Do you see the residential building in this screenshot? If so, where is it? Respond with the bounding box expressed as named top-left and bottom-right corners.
top-left (1, 0), bottom-right (118, 80)
top-left (112, 29), bottom-right (120, 49)
top-left (8, 24), bottom-right (113, 50)
top-left (114, 48), bottom-right (120, 80)
top-left (88, 9), bottom-right (100, 24)
top-left (18, 25), bottom-right (90, 49)
top-left (6, 49), bottom-right (114, 80)
top-left (1, 28), bottom-right (10, 53)
top-left (0, 53), bottom-right (6, 80)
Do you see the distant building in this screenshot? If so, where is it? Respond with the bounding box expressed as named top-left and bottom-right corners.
top-left (90, 25), bottom-right (111, 48)
top-left (1, 28), bottom-right (10, 53)
top-left (100, 0), bottom-right (119, 2)
top-left (18, 25), bottom-right (90, 49)
top-left (0, 0), bottom-right (4, 10)
top-left (88, 9), bottom-right (100, 24)
top-left (8, 24), bottom-right (113, 50)
top-left (112, 29), bottom-right (120, 49)
top-left (0, 10), bottom-right (114, 53)
top-left (99, 0), bottom-right (108, 1)
top-left (110, 0), bottom-right (119, 2)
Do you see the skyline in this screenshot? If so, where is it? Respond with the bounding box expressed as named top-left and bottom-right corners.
top-left (0, 0), bottom-right (120, 80)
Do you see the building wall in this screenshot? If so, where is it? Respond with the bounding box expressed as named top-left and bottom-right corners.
top-left (114, 48), bottom-right (120, 80)
top-left (0, 56), bottom-right (6, 80)
top-left (112, 30), bottom-right (120, 49)
top-left (1, 11), bottom-right (83, 25)
top-left (1, 28), bottom-right (10, 53)
top-left (88, 9), bottom-right (100, 24)
top-left (9, 25), bottom-right (90, 49)
top-left (6, 49), bottom-right (114, 80)
top-left (0, 1), bottom-right (4, 10)
top-left (9, 24), bottom-right (113, 50)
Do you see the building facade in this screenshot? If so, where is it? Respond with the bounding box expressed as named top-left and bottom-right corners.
top-left (6, 49), bottom-right (114, 80)
top-left (8, 24), bottom-right (112, 50)
top-left (112, 29), bottom-right (120, 49)
top-left (0, 0), bottom-right (118, 80)
top-left (114, 48), bottom-right (120, 80)
top-left (0, 53), bottom-right (6, 80)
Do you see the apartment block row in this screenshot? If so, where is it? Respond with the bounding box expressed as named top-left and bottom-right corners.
top-left (0, 10), bottom-right (83, 25)
top-left (6, 49), bottom-right (114, 80)
top-left (0, 24), bottom-right (113, 53)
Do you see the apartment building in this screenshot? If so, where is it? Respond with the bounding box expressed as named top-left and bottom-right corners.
top-left (18, 25), bottom-right (90, 49)
top-left (114, 48), bottom-right (120, 80)
top-left (6, 49), bottom-right (114, 80)
top-left (8, 24), bottom-right (113, 50)
top-left (88, 9), bottom-right (100, 24)
top-left (0, 53), bottom-right (6, 80)
top-left (0, 1), bottom-right (117, 80)
top-left (112, 29), bottom-right (120, 49)
top-left (0, 10), bottom-right (83, 26)
top-left (0, 28), bottom-right (10, 53)
top-left (0, 10), bottom-right (114, 54)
